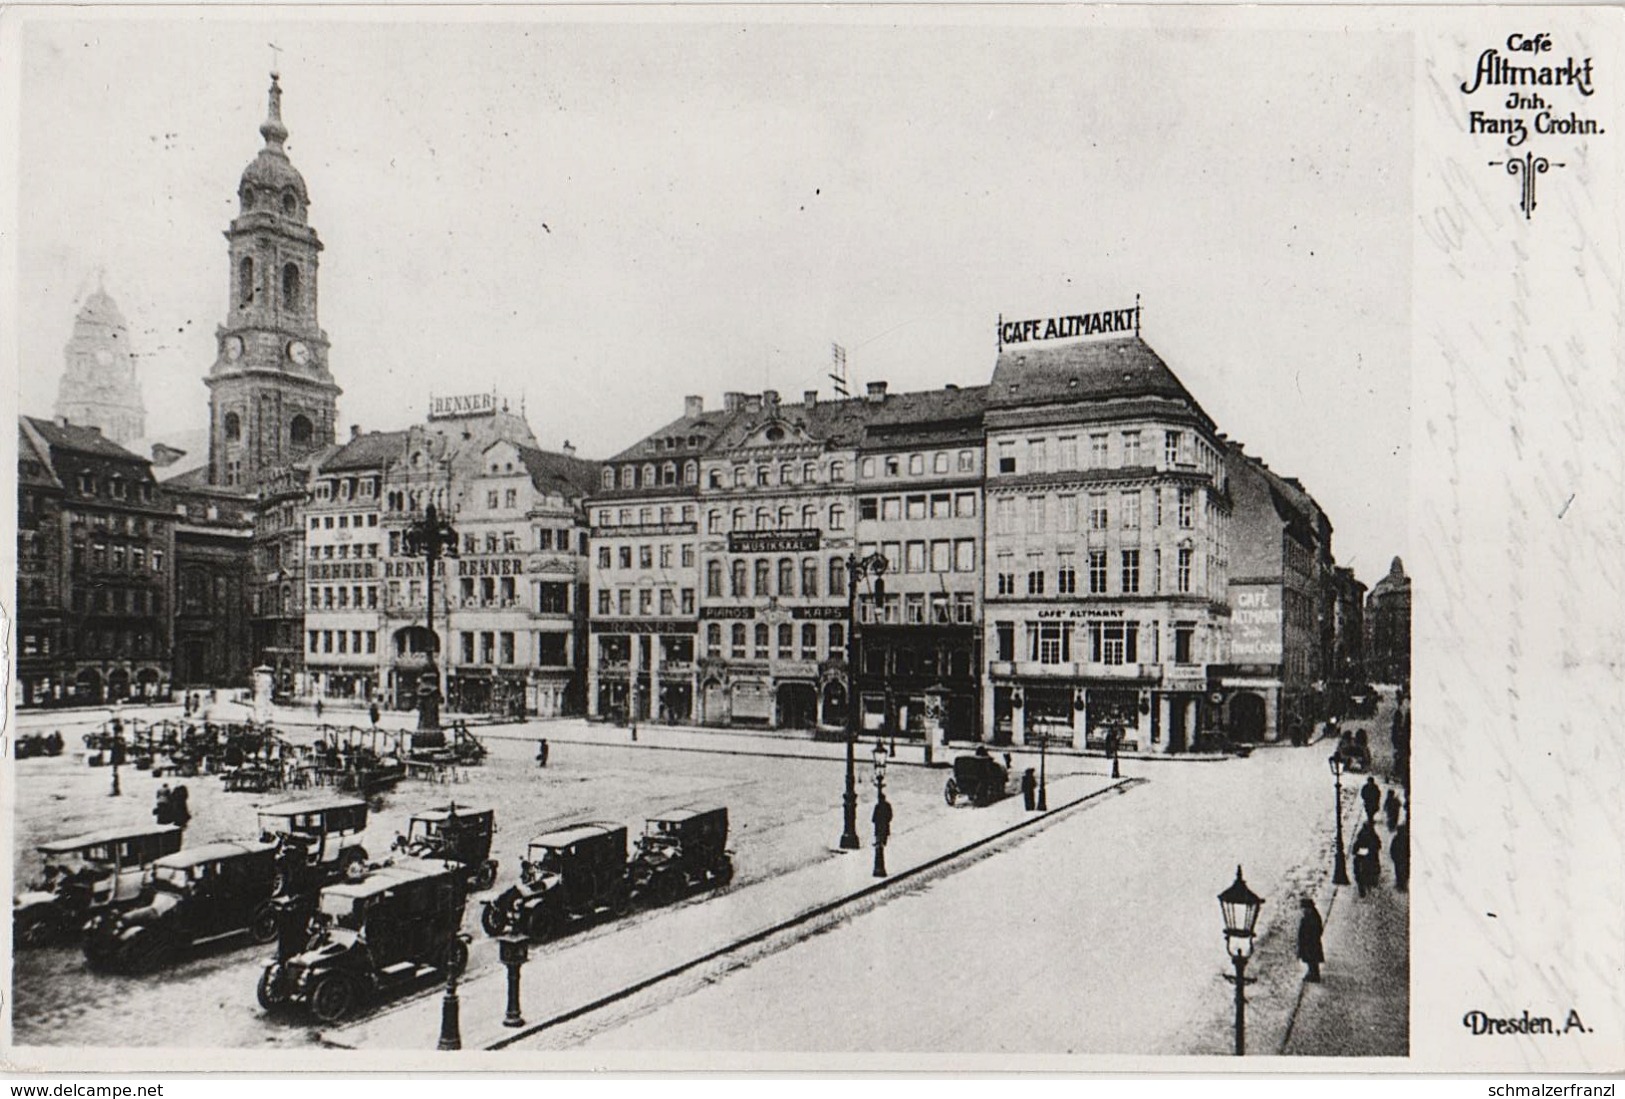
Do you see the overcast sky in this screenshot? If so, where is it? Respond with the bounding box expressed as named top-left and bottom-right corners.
top-left (12, 10), bottom-right (1410, 581)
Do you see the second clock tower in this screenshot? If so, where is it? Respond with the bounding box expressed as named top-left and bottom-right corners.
top-left (207, 73), bottom-right (340, 489)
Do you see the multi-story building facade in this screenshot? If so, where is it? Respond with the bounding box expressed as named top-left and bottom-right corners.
top-left (167, 480), bottom-right (255, 689)
top-left (852, 385), bottom-right (987, 744)
top-left (694, 389), bottom-right (861, 729)
top-left (445, 439), bottom-right (598, 718)
top-left (17, 416), bottom-right (176, 705)
top-left (585, 395), bottom-right (716, 724)
top-left (1217, 444), bottom-right (1334, 741)
top-left (982, 337), bottom-right (1231, 752)
top-left (1365, 556), bottom-right (1411, 685)
top-left (1331, 565), bottom-right (1368, 683)
top-left (303, 430), bottom-right (392, 704)
top-left (249, 462), bottom-right (313, 694)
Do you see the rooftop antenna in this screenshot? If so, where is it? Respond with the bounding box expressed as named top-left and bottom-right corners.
top-left (828, 343), bottom-right (849, 397)
top-left (996, 312), bottom-right (1003, 353)
top-left (268, 42), bottom-right (283, 76)
top-left (1134, 293), bottom-right (1142, 337)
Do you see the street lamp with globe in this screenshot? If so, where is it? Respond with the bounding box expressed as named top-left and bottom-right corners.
top-left (1218, 865), bottom-right (1265, 1056)
top-left (1328, 753), bottom-right (1352, 886)
top-left (839, 552), bottom-right (889, 850)
top-left (871, 739), bottom-right (889, 878)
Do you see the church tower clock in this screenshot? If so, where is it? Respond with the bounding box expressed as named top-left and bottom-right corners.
top-left (207, 73), bottom-right (340, 489)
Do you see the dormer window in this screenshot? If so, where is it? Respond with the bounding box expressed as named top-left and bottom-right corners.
top-left (601, 468), bottom-right (615, 490)
top-left (622, 464), bottom-right (635, 487)
top-left (685, 461), bottom-right (699, 485)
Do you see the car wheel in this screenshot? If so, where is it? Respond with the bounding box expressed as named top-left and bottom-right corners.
top-left (122, 931), bottom-right (172, 974)
top-left (523, 905), bottom-right (556, 941)
top-left (473, 862), bottom-right (497, 893)
top-left (340, 849), bottom-right (368, 882)
top-left (439, 938), bottom-right (469, 976)
top-left (308, 973), bottom-right (357, 1024)
top-left (714, 857), bottom-right (735, 887)
top-left (944, 779), bottom-right (959, 806)
top-left (16, 909), bottom-right (61, 948)
top-left (654, 873), bottom-right (684, 907)
top-left (249, 903), bottom-right (280, 945)
top-left (480, 902), bottom-right (511, 938)
top-left (257, 965), bottom-right (288, 1011)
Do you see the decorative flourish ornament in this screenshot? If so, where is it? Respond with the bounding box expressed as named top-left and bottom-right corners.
top-left (1489, 151), bottom-right (1566, 220)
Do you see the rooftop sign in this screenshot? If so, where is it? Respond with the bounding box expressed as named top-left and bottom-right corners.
top-left (998, 299), bottom-right (1141, 350)
top-left (429, 392), bottom-right (499, 420)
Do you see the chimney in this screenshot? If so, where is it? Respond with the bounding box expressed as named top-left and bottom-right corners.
top-left (723, 391), bottom-right (745, 412)
top-left (762, 389), bottom-right (780, 415)
top-left (684, 395), bottom-right (704, 418)
top-left (803, 390), bottom-right (818, 409)
top-left (562, 440), bottom-right (576, 457)
top-left (350, 425), bottom-right (362, 440)
top-left (865, 381), bottom-right (888, 403)
top-left (746, 394), bottom-right (763, 413)
top-left (55, 415), bottom-right (69, 428)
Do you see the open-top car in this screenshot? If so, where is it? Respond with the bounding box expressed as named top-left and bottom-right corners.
top-left (82, 840), bottom-right (281, 972)
top-left (628, 806), bottom-right (733, 905)
top-left (392, 804), bottom-right (498, 892)
top-left (256, 856), bottom-right (471, 1024)
top-left (257, 794), bottom-right (371, 894)
top-left (14, 825), bottom-right (184, 947)
top-left (481, 822), bottom-right (630, 939)
top-left (944, 752), bottom-right (1010, 807)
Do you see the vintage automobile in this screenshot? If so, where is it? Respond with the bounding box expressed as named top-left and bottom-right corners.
top-left (391, 804), bottom-right (499, 892)
top-left (257, 794), bottom-right (371, 894)
top-left (82, 840), bottom-right (281, 972)
top-left (13, 825), bottom-right (184, 947)
top-left (256, 857), bottom-right (471, 1024)
top-left (627, 806), bottom-right (733, 905)
top-left (944, 752), bottom-right (1011, 807)
top-left (1333, 731), bottom-right (1373, 774)
top-left (14, 731), bottom-right (65, 759)
top-left (480, 823), bottom-right (631, 939)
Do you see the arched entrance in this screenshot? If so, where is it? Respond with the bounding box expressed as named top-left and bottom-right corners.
top-left (777, 683), bottom-right (818, 730)
top-left (1230, 692), bottom-right (1268, 742)
top-left (75, 668), bottom-right (103, 705)
top-left (820, 682), bottom-right (848, 729)
top-left (136, 668), bottom-right (161, 700)
top-left (106, 668), bottom-right (131, 702)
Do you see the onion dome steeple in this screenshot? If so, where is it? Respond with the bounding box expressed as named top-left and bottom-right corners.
top-left (238, 72), bottom-right (309, 218)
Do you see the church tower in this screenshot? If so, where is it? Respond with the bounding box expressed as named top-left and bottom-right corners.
top-left (55, 278), bottom-right (146, 445)
top-left (206, 73), bottom-right (340, 489)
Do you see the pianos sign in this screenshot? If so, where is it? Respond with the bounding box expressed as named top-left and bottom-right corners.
top-left (1230, 585), bottom-right (1283, 661)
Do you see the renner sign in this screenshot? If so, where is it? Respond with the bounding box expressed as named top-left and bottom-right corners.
top-left (1230, 586), bottom-right (1283, 661)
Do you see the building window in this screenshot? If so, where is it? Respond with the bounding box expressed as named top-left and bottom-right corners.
top-left (754, 560), bottom-right (771, 597)
top-left (1165, 431), bottom-right (1185, 468)
top-left (707, 561), bottom-right (724, 596)
top-left (639, 545), bottom-right (654, 569)
top-left (618, 590), bottom-right (632, 615)
top-left (829, 623), bottom-right (845, 652)
top-left (1122, 431), bottom-right (1142, 466)
top-left (282, 263), bottom-right (301, 308)
top-left (830, 558), bottom-right (846, 595)
top-left (802, 559), bottom-right (819, 597)
top-left (1177, 547), bottom-right (1193, 593)
top-left (829, 504), bottom-right (846, 530)
top-left (955, 540), bottom-right (976, 572)
top-left (732, 623), bottom-right (748, 658)
top-left (1026, 439), bottom-right (1047, 473)
top-left (707, 623), bottom-right (723, 656)
top-left (1027, 621), bottom-right (1071, 664)
top-left (859, 498), bottom-right (878, 521)
top-left (290, 415), bottom-right (314, 446)
top-left (681, 588), bottom-right (695, 614)
top-left (1121, 491), bottom-right (1141, 530)
top-left (778, 558), bottom-right (795, 595)
top-left (930, 540), bottom-right (951, 572)
top-left (1121, 549), bottom-right (1141, 594)
top-left (906, 496), bottom-right (926, 521)
top-left (955, 492), bottom-right (976, 518)
top-left (660, 589), bottom-right (674, 615)
top-left (1178, 488), bottom-right (1195, 528)
top-left (619, 546), bottom-right (633, 569)
top-left (731, 560), bottom-right (747, 596)
top-left (1059, 495), bottom-right (1078, 532)
top-left (882, 497), bottom-right (902, 521)
top-left (777, 623), bottom-right (795, 658)
top-left (1091, 621), bottom-right (1139, 665)
top-left (930, 494), bottom-right (951, 519)
top-left (996, 441), bottom-right (1015, 474)
top-left (995, 498), bottom-right (1015, 535)
top-left (1026, 566), bottom-right (1045, 595)
top-left (996, 554), bottom-right (1015, 595)
top-left (239, 256), bottom-right (255, 304)
top-left (1057, 555), bottom-right (1077, 594)
top-left (753, 623), bottom-right (769, 658)
top-left (933, 452), bottom-right (949, 473)
top-left (639, 589), bottom-right (653, 615)
top-left (757, 508), bottom-right (772, 530)
top-left (1088, 550), bottom-right (1108, 594)
top-left (958, 449), bottom-right (975, 472)
top-left (1088, 493), bottom-right (1108, 532)
top-left (906, 541), bottom-right (926, 573)
top-left (1057, 436), bottom-right (1078, 470)
top-left (1174, 623), bottom-right (1195, 664)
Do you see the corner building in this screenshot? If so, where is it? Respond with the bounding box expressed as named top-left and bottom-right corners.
top-left (982, 337), bottom-right (1231, 752)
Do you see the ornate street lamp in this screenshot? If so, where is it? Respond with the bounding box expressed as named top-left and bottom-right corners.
top-left (1218, 865), bottom-right (1265, 1056)
top-left (1328, 753), bottom-right (1351, 886)
top-left (499, 933), bottom-right (530, 1028)
top-left (401, 503), bottom-right (459, 732)
top-left (840, 552), bottom-right (889, 850)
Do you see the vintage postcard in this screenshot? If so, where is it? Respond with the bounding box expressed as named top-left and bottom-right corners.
top-left (1, 4), bottom-right (1620, 1075)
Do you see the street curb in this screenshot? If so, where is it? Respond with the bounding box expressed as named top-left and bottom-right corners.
top-left (315, 774), bottom-right (1142, 1052)
top-left (477, 775), bottom-right (1142, 1051)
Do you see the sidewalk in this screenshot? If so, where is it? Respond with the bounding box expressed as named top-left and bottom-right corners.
top-left (1280, 873), bottom-right (1410, 1055)
top-left (321, 769), bottom-right (1135, 1051)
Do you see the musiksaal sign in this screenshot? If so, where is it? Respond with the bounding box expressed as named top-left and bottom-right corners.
top-left (728, 531), bottom-right (821, 553)
top-left (1000, 306), bottom-right (1139, 347)
top-left (1230, 585), bottom-right (1283, 660)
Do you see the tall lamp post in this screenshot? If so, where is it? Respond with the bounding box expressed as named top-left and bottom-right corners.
top-left (1328, 753), bottom-right (1351, 886)
top-left (402, 503), bottom-right (459, 732)
top-left (1036, 722), bottom-right (1049, 811)
top-left (1218, 865), bottom-right (1265, 1056)
top-left (840, 552), bottom-right (889, 851)
top-left (871, 740), bottom-right (889, 877)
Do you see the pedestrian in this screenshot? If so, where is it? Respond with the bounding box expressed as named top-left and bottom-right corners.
top-left (171, 785), bottom-right (191, 831)
top-left (1360, 775), bottom-right (1382, 820)
top-left (536, 738), bottom-right (550, 768)
top-left (1391, 822), bottom-right (1410, 892)
top-left (153, 783), bottom-right (173, 825)
top-left (369, 702), bottom-right (381, 728)
top-left (1297, 897), bottom-right (1325, 982)
top-left (1384, 788), bottom-right (1403, 830)
top-left (1021, 767), bottom-right (1037, 811)
top-left (872, 793), bottom-right (893, 848)
top-left (314, 699), bottom-right (324, 721)
top-left (1352, 819), bottom-right (1382, 896)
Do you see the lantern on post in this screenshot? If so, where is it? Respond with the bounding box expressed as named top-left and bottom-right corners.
top-left (1217, 865), bottom-right (1265, 1056)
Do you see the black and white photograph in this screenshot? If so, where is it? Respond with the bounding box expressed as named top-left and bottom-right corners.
top-left (2, 5), bottom-right (1620, 1075)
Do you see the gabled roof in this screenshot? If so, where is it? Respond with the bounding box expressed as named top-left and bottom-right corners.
top-left (321, 430), bottom-right (410, 473)
top-left (22, 415), bottom-right (151, 466)
top-left (17, 422), bottom-right (62, 489)
top-left (986, 337), bottom-right (1212, 428)
top-left (607, 408), bottom-right (737, 464)
top-left (517, 445), bottom-right (602, 500)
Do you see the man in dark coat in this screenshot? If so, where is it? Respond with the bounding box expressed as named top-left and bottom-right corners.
top-left (1360, 776), bottom-right (1382, 820)
top-left (536, 739), bottom-right (550, 768)
top-left (872, 794), bottom-right (893, 848)
top-left (1020, 768), bottom-right (1037, 810)
top-left (369, 702), bottom-right (381, 728)
top-left (1384, 788), bottom-right (1403, 830)
top-left (153, 783), bottom-right (173, 825)
top-left (1391, 823), bottom-right (1410, 892)
top-left (1297, 897), bottom-right (1325, 981)
top-left (1352, 819), bottom-right (1383, 896)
